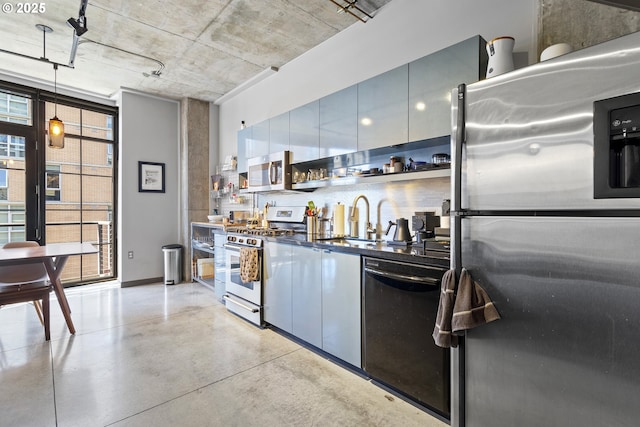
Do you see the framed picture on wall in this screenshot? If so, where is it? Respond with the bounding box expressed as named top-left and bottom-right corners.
top-left (138, 161), bottom-right (165, 193)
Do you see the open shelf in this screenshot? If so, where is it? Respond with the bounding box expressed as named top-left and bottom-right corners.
top-left (291, 165), bottom-right (450, 191)
top-left (291, 135), bottom-right (450, 191)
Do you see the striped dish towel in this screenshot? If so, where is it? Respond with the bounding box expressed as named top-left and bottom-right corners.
top-left (432, 269), bottom-right (458, 348)
top-left (451, 268), bottom-right (500, 333)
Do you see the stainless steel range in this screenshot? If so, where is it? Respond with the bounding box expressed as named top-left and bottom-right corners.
top-left (223, 206), bottom-right (307, 326)
top-left (223, 234), bottom-right (264, 326)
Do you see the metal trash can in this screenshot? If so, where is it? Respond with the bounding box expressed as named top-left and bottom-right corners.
top-left (162, 244), bottom-right (183, 285)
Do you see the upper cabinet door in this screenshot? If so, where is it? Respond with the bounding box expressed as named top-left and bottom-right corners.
top-left (269, 112), bottom-right (290, 153)
top-left (319, 85), bottom-right (357, 158)
top-left (290, 101), bottom-right (320, 163)
top-left (237, 126), bottom-right (252, 173)
top-left (357, 65), bottom-right (409, 150)
top-left (248, 119), bottom-right (270, 159)
top-left (409, 36), bottom-right (485, 142)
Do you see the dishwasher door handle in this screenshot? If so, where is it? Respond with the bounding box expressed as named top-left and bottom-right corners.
top-left (364, 266), bottom-right (440, 286)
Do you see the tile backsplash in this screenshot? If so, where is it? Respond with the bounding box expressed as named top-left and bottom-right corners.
top-left (250, 177), bottom-right (451, 239)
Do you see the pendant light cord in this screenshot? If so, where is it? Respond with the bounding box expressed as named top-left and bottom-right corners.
top-left (53, 63), bottom-right (58, 117)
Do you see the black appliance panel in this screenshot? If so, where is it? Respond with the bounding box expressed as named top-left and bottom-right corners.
top-left (362, 257), bottom-right (450, 419)
top-left (594, 91), bottom-right (640, 198)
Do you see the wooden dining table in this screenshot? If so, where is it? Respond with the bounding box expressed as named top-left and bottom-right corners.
top-left (0, 242), bottom-right (98, 335)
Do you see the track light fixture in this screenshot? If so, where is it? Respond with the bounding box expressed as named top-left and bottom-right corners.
top-left (67, 16), bottom-right (88, 37)
top-left (48, 63), bottom-right (64, 149)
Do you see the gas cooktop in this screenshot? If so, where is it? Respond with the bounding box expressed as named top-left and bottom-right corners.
top-left (225, 226), bottom-right (300, 237)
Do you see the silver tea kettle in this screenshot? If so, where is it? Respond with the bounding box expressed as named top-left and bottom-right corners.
top-left (385, 218), bottom-right (412, 242)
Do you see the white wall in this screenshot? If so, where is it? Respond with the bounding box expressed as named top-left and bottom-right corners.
top-left (118, 90), bottom-right (181, 285)
top-left (217, 0), bottom-right (538, 158)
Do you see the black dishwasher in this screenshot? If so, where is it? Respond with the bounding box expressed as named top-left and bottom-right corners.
top-left (362, 256), bottom-right (450, 419)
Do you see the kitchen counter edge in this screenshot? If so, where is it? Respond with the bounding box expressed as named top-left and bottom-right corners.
top-left (267, 234), bottom-right (450, 268)
top-left (191, 221), bottom-right (450, 267)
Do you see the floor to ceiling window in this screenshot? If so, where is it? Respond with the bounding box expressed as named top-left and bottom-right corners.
top-left (0, 83), bottom-right (118, 285)
top-left (0, 90), bottom-right (32, 246)
top-left (0, 137), bottom-right (27, 243)
top-left (43, 102), bottom-right (116, 283)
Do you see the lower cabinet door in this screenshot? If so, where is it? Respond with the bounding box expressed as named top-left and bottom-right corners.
top-left (263, 242), bottom-right (293, 333)
top-left (321, 250), bottom-right (361, 368)
top-left (291, 246), bottom-right (322, 347)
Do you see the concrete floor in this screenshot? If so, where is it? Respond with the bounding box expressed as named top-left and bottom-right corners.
top-left (0, 282), bottom-right (447, 427)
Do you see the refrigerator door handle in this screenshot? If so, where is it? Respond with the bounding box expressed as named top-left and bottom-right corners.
top-left (453, 83), bottom-right (466, 274)
top-left (454, 83), bottom-right (466, 215)
top-left (451, 83), bottom-right (467, 427)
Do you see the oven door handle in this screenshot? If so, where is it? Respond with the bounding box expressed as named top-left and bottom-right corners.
top-left (223, 244), bottom-right (263, 252)
top-left (364, 266), bottom-right (440, 286)
top-left (223, 295), bottom-right (259, 313)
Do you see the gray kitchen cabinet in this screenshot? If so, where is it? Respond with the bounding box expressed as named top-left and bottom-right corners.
top-left (357, 65), bottom-right (409, 150)
top-left (248, 119), bottom-right (270, 159)
top-left (269, 112), bottom-right (290, 153)
top-left (239, 37), bottom-right (484, 169)
top-left (409, 35), bottom-right (486, 142)
top-left (265, 242), bottom-right (361, 367)
top-left (291, 246), bottom-right (322, 348)
top-left (321, 250), bottom-right (361, 368)
top-left (237, 126), bottom-right (252, 173)
top-left (290, 101), bottom-right (320, 162)
top-left (319, 85), bottom-right (357, 158)
top-left (263, 241), bottom-right (293, 333)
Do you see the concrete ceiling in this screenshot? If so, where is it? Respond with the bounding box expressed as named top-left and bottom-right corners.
top-left (0, 0), bottom-right (392, 102)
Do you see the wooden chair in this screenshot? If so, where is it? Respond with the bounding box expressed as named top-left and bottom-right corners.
top-left (0, 241), bottom-right (52, 340)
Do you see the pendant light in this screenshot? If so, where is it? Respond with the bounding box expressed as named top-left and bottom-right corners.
top-left (48, 63), bottom-right (64, 149)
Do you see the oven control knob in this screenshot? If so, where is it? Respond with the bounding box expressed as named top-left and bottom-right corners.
top-left (248, 239), bottom-right (256, 245)
top-left (239, 238), bottom-right (244, 244)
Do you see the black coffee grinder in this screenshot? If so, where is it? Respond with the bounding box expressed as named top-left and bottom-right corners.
top-left (412, 211), bottom-right (440, 242)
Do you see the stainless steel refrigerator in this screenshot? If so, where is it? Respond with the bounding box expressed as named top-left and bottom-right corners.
top-left (450, 31), bottom-right (640, 427)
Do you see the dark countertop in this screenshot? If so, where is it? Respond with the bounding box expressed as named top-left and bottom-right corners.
top-left (197, 221), bottom-right (450, 268)
top-left (268, 234), bottom-right (450, 268)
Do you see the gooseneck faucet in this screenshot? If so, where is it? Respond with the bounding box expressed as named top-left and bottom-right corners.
top-left (350, 194), bottom-right (375, 240)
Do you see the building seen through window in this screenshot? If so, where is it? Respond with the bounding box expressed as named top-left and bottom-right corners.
top-left (0, 90), bottom-right (117, 285)
top-left (0, 91), bottom-right (31, 125)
